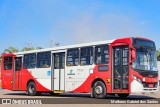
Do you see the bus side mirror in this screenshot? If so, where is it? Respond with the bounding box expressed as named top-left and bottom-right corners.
top-left (130, 48), bottom-right (136, 64)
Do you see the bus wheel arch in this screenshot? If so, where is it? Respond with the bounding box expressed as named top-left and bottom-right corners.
top-left (91, 79), bottom-right (107, 99)
top-left (26, 80), bottom-right (38, 96)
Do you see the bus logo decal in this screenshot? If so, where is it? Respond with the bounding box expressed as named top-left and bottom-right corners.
top-left (47, 70), bottom-right (51, 76)
top-left (67, 70), bottom-right (75, 75)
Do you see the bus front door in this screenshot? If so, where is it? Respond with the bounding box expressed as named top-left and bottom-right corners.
top-left (113, 46), bottom-right (129, 92)
top-left (52, 52), bottom-right (65, 92)
top-left (13, 57), bottom-right (22, 90)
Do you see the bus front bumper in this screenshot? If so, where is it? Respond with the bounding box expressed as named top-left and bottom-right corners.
top-left (131, 80), bottom-right (159, 94)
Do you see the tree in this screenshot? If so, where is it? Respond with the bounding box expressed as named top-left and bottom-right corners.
top-left (157, 55), bottom-right (160, 61)
top-left (1, 46), bottom-right (18, 63)
top-left (0, 46), bottom-right (43, 63)
top-left (156, 49), bottom-right (160, 61)
top-left (4, 46), bottom-right (18, 53)
top-left (21, 47), bottom-right (35, 52)
top-left (157, 50), bottom-right (160, 61)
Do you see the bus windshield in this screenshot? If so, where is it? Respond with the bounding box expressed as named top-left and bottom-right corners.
top-left (132, 47), bottom-right (158, 71)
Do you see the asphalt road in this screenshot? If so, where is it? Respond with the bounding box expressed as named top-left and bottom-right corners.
top-left (0, 89), bottom-right (158, 98)
top-left (0, 88), bottom-right (160, 104)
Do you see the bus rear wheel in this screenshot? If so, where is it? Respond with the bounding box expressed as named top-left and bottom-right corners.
top-left (27, 81), bottom-right (38, 96)
top-left (118, 94), bottom-right (129, 98)
top-left (92, 81), bottom-right (106, 99)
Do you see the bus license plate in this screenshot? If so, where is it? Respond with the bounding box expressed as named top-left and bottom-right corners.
top-left (149, 84), bottom-right (153, 88)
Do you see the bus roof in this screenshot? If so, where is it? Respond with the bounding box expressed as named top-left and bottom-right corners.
top-left (13, 39), bottom-right (115, 55)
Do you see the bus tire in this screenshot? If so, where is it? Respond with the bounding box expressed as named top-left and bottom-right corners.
top-left (118, 94), bottom-right (129, 98)
top-left (93, 81), bottom-right (106, 99)
top-left (27, 81), bottom-right (37, 96)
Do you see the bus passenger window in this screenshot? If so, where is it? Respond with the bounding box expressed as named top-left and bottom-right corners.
top-left (80, 47), bottom-right (93, 65)
top-left (95, 45), bottom-right (109, 64)
top-left (54, 54), bottom-right (60, 69)
top-left (15, 57), bottom-right (22, 71)
top-left (23, 53), bottom-right (36, 69)
top-left (54, 53), bottom-right (65, 69)
top-left (67, 48), bottom-right (79, 66)
top-left (37, 52), bottom-right (51, 68)
top-left (4, 57), bottom-right (12, 70)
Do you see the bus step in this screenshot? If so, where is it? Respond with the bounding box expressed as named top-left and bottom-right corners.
top-left (53, 90), bottom-right (64, 93)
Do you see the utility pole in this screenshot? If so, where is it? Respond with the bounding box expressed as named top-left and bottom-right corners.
top-left (50, 32), bottom-right (54, 48)
top-left (50, 32), bottom-right (60, 47)
top-left (50, 39), bottom-right (53, 48)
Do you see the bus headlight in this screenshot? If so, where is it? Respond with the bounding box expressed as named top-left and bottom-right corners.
top-left (132, 75), bottom-right (142, 83)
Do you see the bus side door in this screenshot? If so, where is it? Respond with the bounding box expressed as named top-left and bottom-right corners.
top-left (1, 56), bottom-right (14, 90)
top-left (112, 46), bottom-right (129, 92)
top-left (13, 56), bottom-right (22, 90)
top-left (52, 52), bottom-right (65, 92)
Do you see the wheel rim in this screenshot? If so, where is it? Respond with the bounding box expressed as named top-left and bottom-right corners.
top-left (95, 86), bottom-right (103, 95)
top-left (29, 85), bottom-right (35, 94)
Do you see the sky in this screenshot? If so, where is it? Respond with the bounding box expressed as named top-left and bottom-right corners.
top-left (0, 0), bottom-right (160, 53)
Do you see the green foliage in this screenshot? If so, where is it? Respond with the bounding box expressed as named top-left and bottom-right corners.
top-left (21, 47), bottom-right (35, 52)
top-left (4, 46), bottom-right (19, 53)
top-left (157, 50), bottom-right (160, 61)
top-left (157, 55), bottom-right (160, 61)
top-left (0, 46), bottom-right (43, 63)
top-left (0, 46), bottom-right (19, 63)
top-left (21, 46), bottom-right (43, 51)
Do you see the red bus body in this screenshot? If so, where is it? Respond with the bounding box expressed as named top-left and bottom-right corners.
top-left (1, 37), bottom-right (159, 98)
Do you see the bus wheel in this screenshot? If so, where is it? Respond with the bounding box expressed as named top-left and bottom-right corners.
top-left (27, 81), bottom-right (37, 96)
top-left (118, 94), bottom-right (129, 98)
top-left (93, 81), bottom-right (106, 99)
